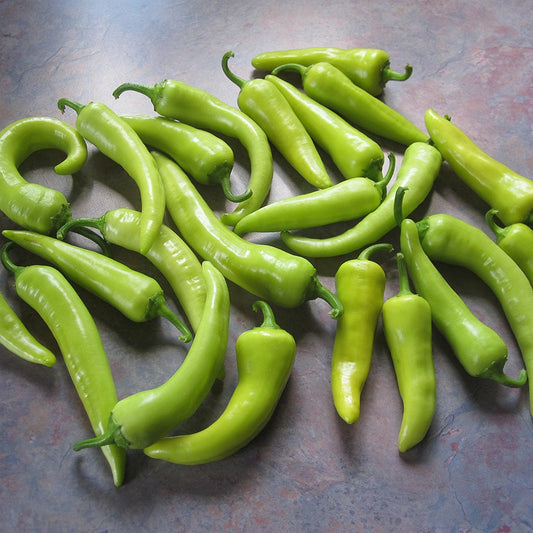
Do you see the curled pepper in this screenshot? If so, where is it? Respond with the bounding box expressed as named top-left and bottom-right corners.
top-left (73, 261), bottom-right (229, 451)
top-left (425, 109), bottom-right (533, 226)
top-left (1, 242), bottom-right (126, 486)
top-left (272, 62), bottom-right (428, 146)
top-left (382, 252), bottom-right (436, 453)
top-left (144, 300), bottom-right (296, 464)
top-left (233, 153), bottom-right (395, 236)
top-left (331, 243), bottom-right (391, 424)
top-left (120, 114), bottom-right (250, 203)
top-left (222, 51), bottom-right (332, 189)
top-left (154, 151), bottom-right (343, 317)
top-left (2, 230), bottom-right (192, 342)
top-left (0, 116), bottom-right (87, 234)
top-left (281, 141), bottom-right (441, 257)
top-left (417, 214), bottom-right (531, 413)
top-left (57, 98), bottom-right (165, 254)
top-left (252, 47), bottom-right (413, 96)
top-left (266, 73), bottom-right (384, 181)
top-left (112, 78), bottom-right (273, 228)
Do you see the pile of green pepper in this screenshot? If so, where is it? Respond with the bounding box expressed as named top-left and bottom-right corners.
top-left (0, 45), bottom-right (531, 487)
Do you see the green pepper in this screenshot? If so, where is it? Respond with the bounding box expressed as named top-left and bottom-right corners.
top-left (233, 153), bottom-right (395, 236)
top-left (222, 51), bottom-right (332, 190)
top-left (154, 151), bottom-right (343, 317)
top-left (143, 300), bottom-right (296, 464)
top-left (57, 98), bottom-right (165, 254)
top-left (424, 109), bottom-right (533, 226)
top-left (486, 209), bottom-right (533, 287)
top-left (57, 208), bottom-right (206, 333)
top-left (382, 252), bottom-right (436, 453)
top-left (266, 73), bottom-right (384, 181)
top-left (2, 229), bottom-right (192, 342)
top-left (0, 116), bottom-right (87, 234)
top-left (112, 78), bottom-right (273, 228)
top-left (331, 243), bottom-right (391, 424)
top-left (1, 242), bottom-right (126, 486)
top-left (0, 288), bottom-right (56, 367)
top-left (272, 62), bottom-right (429, 146)
top-left (120, 114), bottom-right (251, 203)
top-left (281, 141), bottom-right (441, 257)
top-left (252, 47), bottom-right (413, 96)
top-left (73, 261), bottom-right (229, 451)
top-left (417, 214), bottom-right (532, 414)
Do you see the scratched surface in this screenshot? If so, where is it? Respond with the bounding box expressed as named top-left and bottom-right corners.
top-left (0, 1), bottom-right (532, 532)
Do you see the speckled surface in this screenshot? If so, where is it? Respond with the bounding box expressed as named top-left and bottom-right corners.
top-left (1, 1), bottom-right (532, 532)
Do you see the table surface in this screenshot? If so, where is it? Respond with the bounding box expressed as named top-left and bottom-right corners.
top-left (1, 1), bottom-right (532, 532)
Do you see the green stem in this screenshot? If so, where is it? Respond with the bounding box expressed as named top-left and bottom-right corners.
top-left (220, 175), bottom-right (253, 203)
top-left (73, 416), bottom-right (125, 450)
top-left (485, 209), bottom-right (508, 243)
top-left (156, 299), bottom-right (193, 343)
top-left (481, 362), bottom-right (528, 388)
top-left (57, 98), bottom-right (83, 115)
top-left (393, 186), bottom-right (409, 227)
top-left (112, 82), bottom-right (156, 101)
top-left (382, 63), bottom-right (413, 83)
top-left (374, 152), bottom-right (396, 198)
top-left (221, 51), bottom-right (247, 89)
top-left (252, 300), bottom-right (280, 329)
top-left (1, 242), bottom-right (23, 277)
top-left (56, 215), bottom-right (105, 241)
top-left (271, 63), bottom-right (307, 78)
top-left (310, 276), bottom-right (344, 319)
top-left (357, 242), bottom-right (394, 261)
top-left (396, 252), bottom-right (412, 296)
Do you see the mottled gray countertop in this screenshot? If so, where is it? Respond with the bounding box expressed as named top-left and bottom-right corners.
top-left (1, 1), bottom-right (532, 532)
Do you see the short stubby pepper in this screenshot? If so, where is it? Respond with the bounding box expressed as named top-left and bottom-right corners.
top-left (0, 116), bottom-right (87, 235)
top-left (143, 300), bottom-right (296, 464)
top-left (331, 243), bottom-right (392, 424)
top-left (252, 47), bottom-right (413, 96)
top-left (222, 51), bottom-right (332, 190)
top-left (382, 252), bottom-right (436, 453)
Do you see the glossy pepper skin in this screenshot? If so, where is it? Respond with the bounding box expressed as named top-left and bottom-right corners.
top-left (486, 209), bottom-right (533, 287)
top-left (57, 98), bottom-right (165, 254)
top-left (252, 47), bottom-right (413, 96)
top-left (222, 51), bottom-right (332, 190)
top-left (0, 288), bottom-right (56, 367)
top-left (425, 109), bottom-right (533, 226)
top-left (382, 253), bottom-right (436, 453)
top-left (112, 78), bottom-right (273, 228)
top-left (282, 142), bottom-right (441, 258)
top-left (233, 155), bottom-right (394, 236)
top-left (331, 243), bottom-right (391, 424)
top-left (2, 230), bottom-right (192, 342)
top-left (0, 116), bottom-right (87, 234)
top-left (120, 114), bottom-right (250, 203)
top-left (266, 73), bottom-right (384, 181)
top-left (1, 243), bottom-right (126, 486)
top-left (272, 62), bottom-right (429, 146)
top-left (154, 151), bottom-right (343, 317)
top-left (57, 208), bottom-right (206, 333)
top-left (144, 300), bottom-right (296, 464)
top-left (417, 214), bottom-right (532, 414)
top-left (73, 261), bottom-right (229, 451)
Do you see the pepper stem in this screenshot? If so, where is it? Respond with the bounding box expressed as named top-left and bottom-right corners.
top-left (393, 186), bottom-right (409, 227)
top-left (0, 242), bottom-right (24, 277)
top-left (112, 81), bottom-right (157, 102)
top-left (57, 98), bottom-right (83, 115)
top-left (374, 152), bottom-right (396, 198)
top-left (221, 51), bottom-right (247, 89)
top-left (396, 253), bottom-right (412, 296)
top-left (156, 300), bottom-right (193, 343)
top-left (310, 275), bottom-right (344, 319)
top-left (357, 243), bottom-right (394, 261)
top-left (485, 209), bottom-right (508, 243)
top-left (482, 365), bottom-right (528, 388)
top-left (73, 416), bottom-right (124, 451)
top-left (56, 215), bottom-right (105, 241)
top-left (271, 63), bottom-right (307, 78)
top-left (219, 175), bottom-right (253, 203)
top-left (252, 300), bottom-right (280, 329)
top-left (382, 62), bottom-right (413, 83)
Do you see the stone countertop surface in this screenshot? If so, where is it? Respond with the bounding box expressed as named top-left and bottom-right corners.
top-left (1, 1), bottom-right (532, 532)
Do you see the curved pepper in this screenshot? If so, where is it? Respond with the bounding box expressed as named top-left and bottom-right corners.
top-left (252, 47), bottom-right (412, 96)
top-left (0, 116), bottom-right (87, 234)
top-left (272, 62), bottom-right (428, 146)
top-left (143, 300), bottom-right (296, 464)
top-left (120, 114), bottom-right (250, 203)
top-left (0, 288), bottom-right (56, 367)
top-left (154, 150), bottom-right (343, 317)
top-left (331, 243), bottom-right (391, 424)
top-left (485, 209), bottom-right (533, 287)
top-left (57, 98), bottom-right (165, 254)
top-left (266, 73), bottom-right (384, 181)
top-left (424, 109), bottom-right (533, 226)
top-left (234, 153), bottom-right (395, 236)
top-left (57, 208), bottom-right (206, 333)
top-left (2, 229), bottom-right (192, 342)
top-left (382, 252), bottom-right (436, 453)
top-left (417, 214), bottom-right (532, 414)
top-left (112, 78), bottom-right (273, 228)
top-left (222, 51), bottom-right (332, 190)
top-left (72, 261), bottom-right (229, 450)
top-left (1, 243), bottom-right (126, 486)
top-left (281, 141), bottom-right (441, 257)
